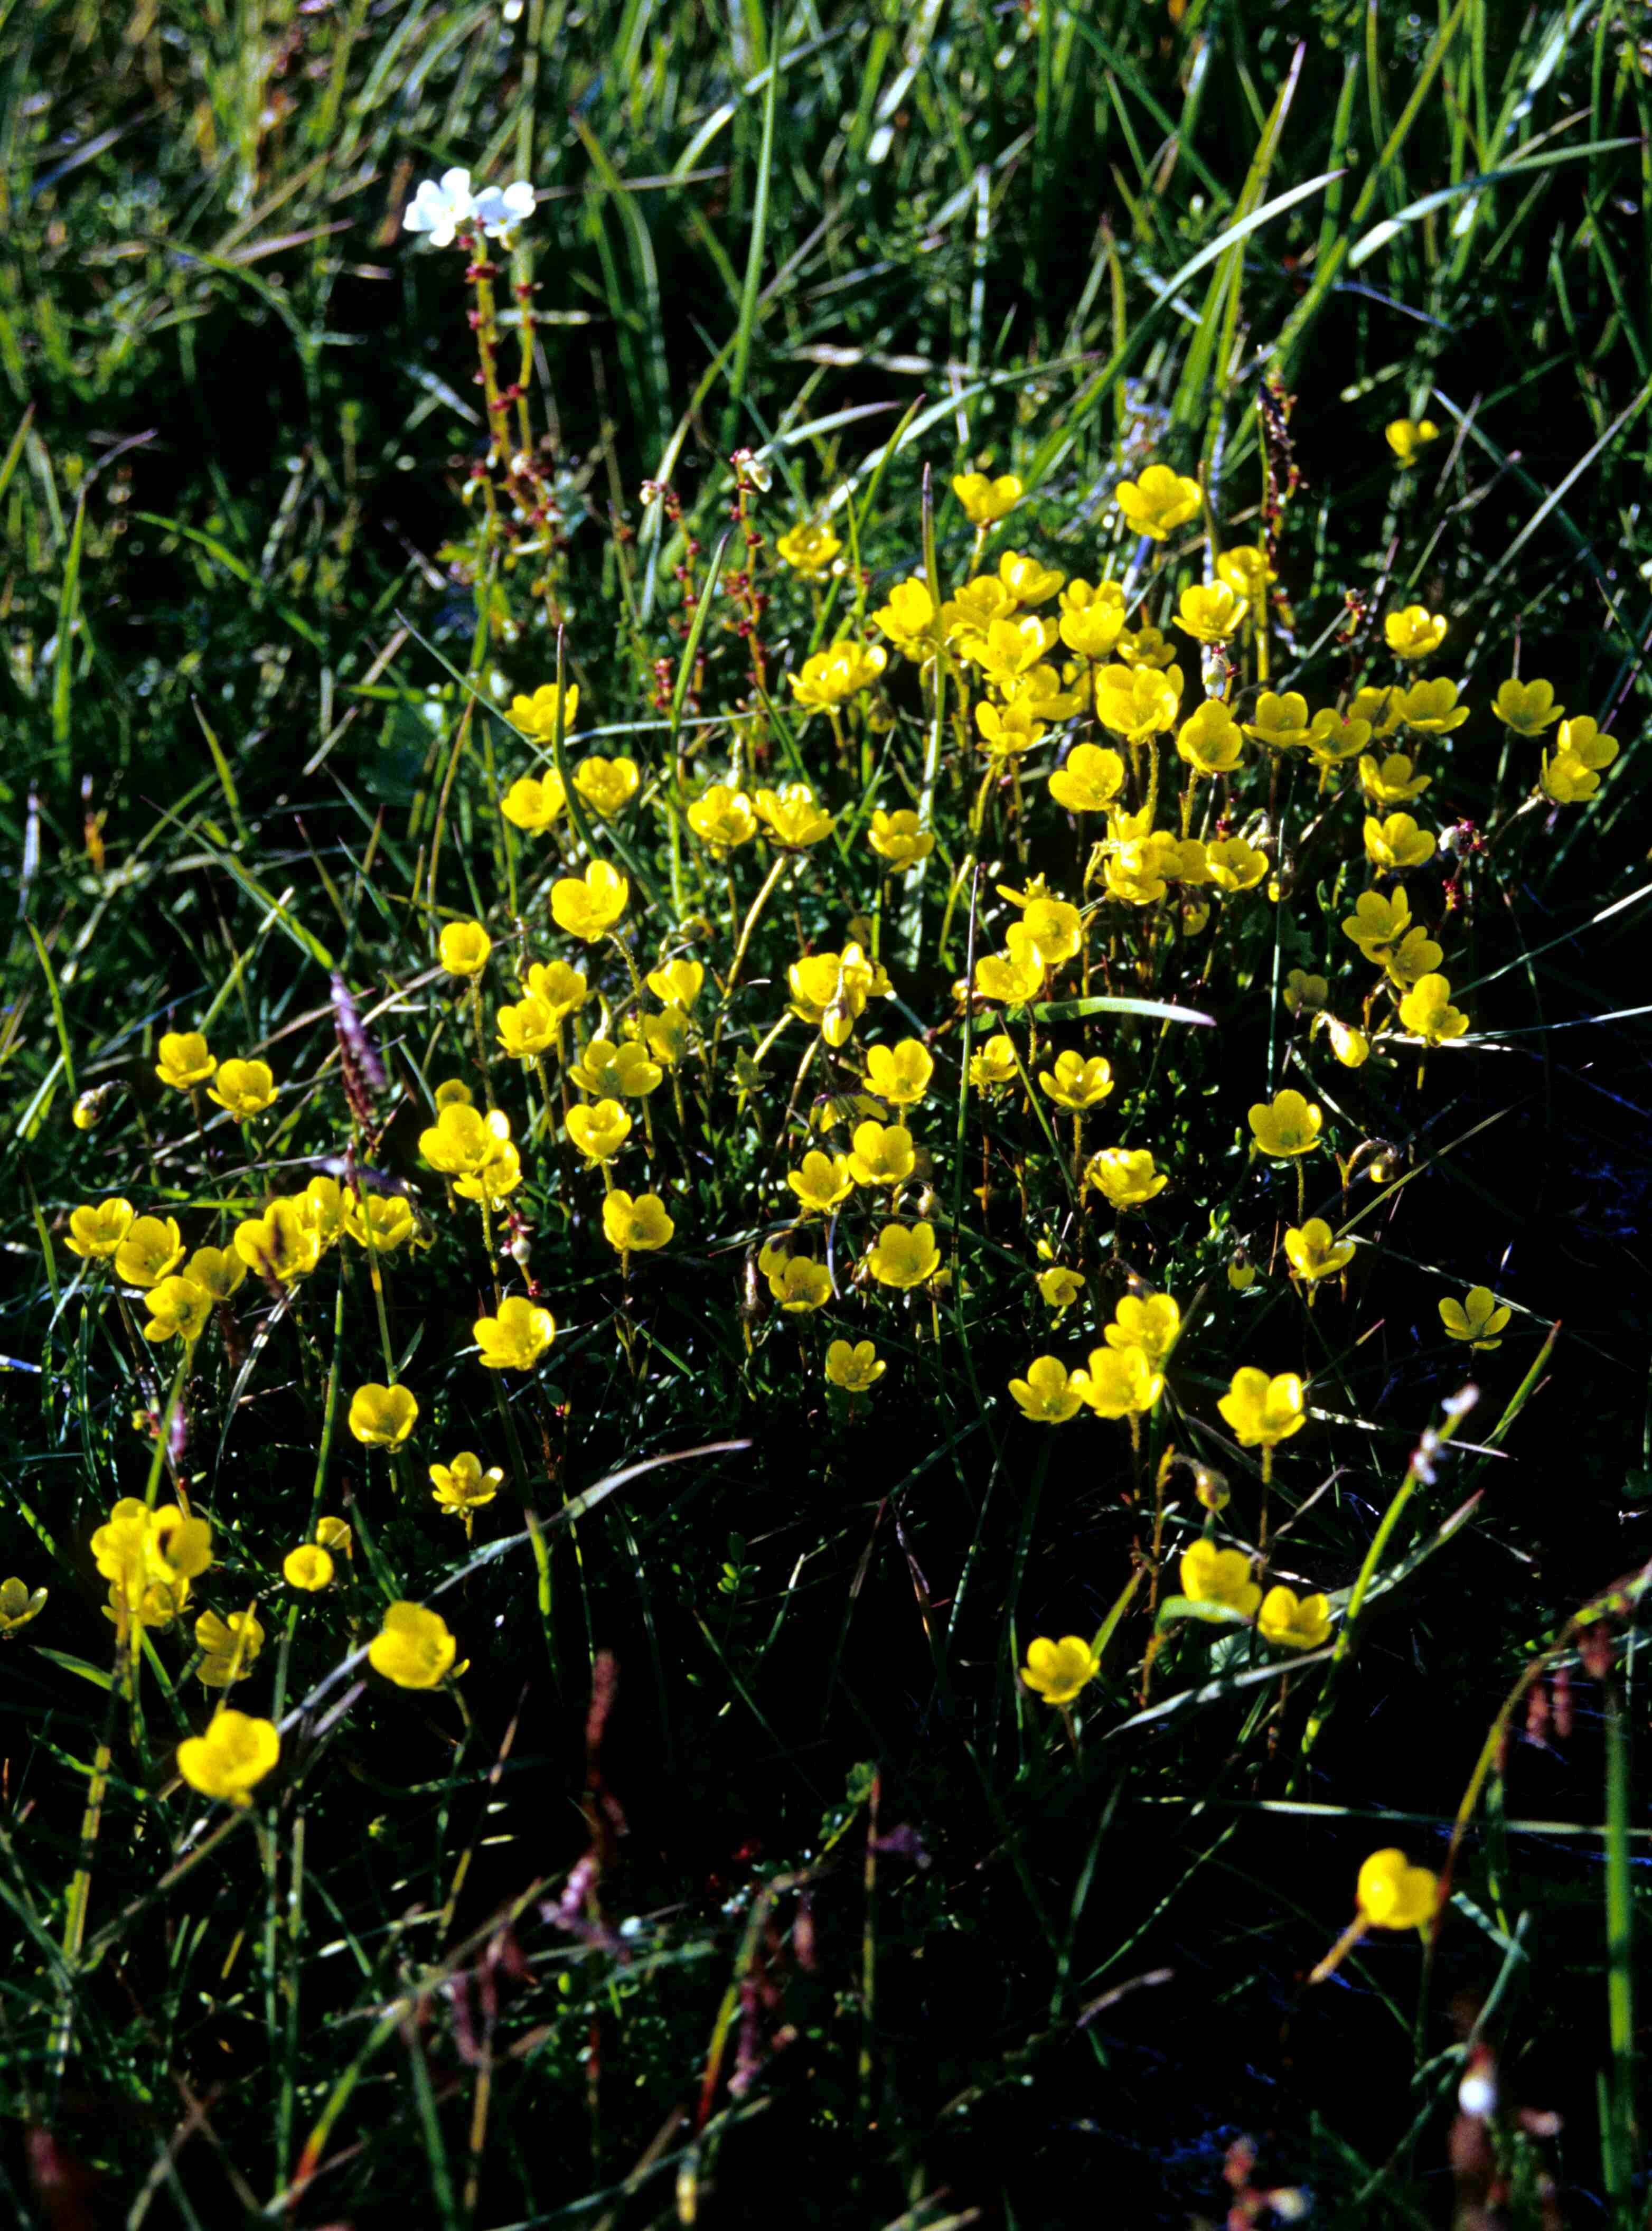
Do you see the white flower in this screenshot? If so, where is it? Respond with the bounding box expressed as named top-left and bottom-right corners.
top-left (403, 167), bottom-right (476, 249)
top-left (473, 180), bottom-right (537, 239)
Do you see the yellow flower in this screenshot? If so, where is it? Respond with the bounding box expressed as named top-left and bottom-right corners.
top-left (952, 470), bottom-right (1022, 527)
top-left (569, 1037), bottom-right (662, 1099)
top-left (1342, 884), bottom-right (1412, 962)
top-left (177, 1710), bottom-right (279, 1806)
top-left (974, 700), bottom-right (1045, 762)
top-left (1008, 1357), bottom-right (1085, 1423)
top-left (1217, 1367), bottom-right (1307, 1449)
top-left (688, 784), bottom-right (758, 850)
top-left (1094, 661), bottom-right (1182, 741)
top-left (1084, 1147), bottom-right (1166, 1211)
top-left (1114, 462), bottom-right (1201, 541)
top-left (1015, 892), bottom-right (1084, 969)
top-left (602, 1189), bottom-right (675, 1254)
top-left (1359, 751), bottom-right (1431, 805)
top-left (66, 1199), bottom-right (135, 1260)
top-left (175, 1247), bottom-right (241, 1308)
top-left (1215, 544), bottom-right (1274, 599)
top-left (1397, 972), bottom-right (1469, 1046)
top-left (865, 1039), bottom-right (934, 1108)
top-left (1384, 418), bottom-right (1440, 467)
top-left (1248, 1088), bottom-right (1322, 1158)
top-left (994, 549), bottom-right (1064, 606)
top-left (1537, 716), bottom-right (1618, 804)
top-left (142, 1275), bottom-right (212, 1345)
top-left (155, 1031), bottom-right (215, 1090)
top-left (1039, 1051), bottom-right (1113, 1111)
top-left (787, 1149), bottom-right (854, 1215)
top-left (974, 947), bottom-right (1045, 1006)
top-left (501, 771), bottom-right (566, 830)
top-left (1057, 578), bottom-right (1129, 661)
top-left (968, 1033), bottom-right (1019, 1090)
top-left (1021, 1634), bottom-right (1101, 1703)
top-left (369, 1602), bottom-right (460, 1689)
top-left (115, 1215), bottom-right (186, 1290)
top-left (1116, 623), bottom-right (1178, 671)
top-left (1321, 1016), bottom-right (1371, 1069)
top-left (1037, 1267), bottom-right (1085, 1313)
top-left (945, 573), bottom-right (1016, 647)
top-left (1364, 812), bottom-right (1435, 874)
top-left (1176, 697), bottom-right (1244, 776)
top-left (524, 958), bottom-right (589, 1021)
top-left (868, 810), bottom-right (934, 871)
top-left (317, 1516), bottom-right (353, 1559)
top-left (1242, 690), bottom-right (1313, 751)
top-left (1393, 677), bottom-right (1468, 734)
top-left (789, 944), bottom-right (889, 1045)
top-left (566, 1098), bottom-right (632, 1164)
top-left (439, 920), bottom-right (492, 977)
top-left (1204, 837), bottom-right (1269, 893)
top-left (494, 995), bottom-right (557, 1062)
top-left (867, 1222), bottom-right (940, 1290)
top-left (430, 1451), bottom-right (503, 1518)
top-left (1174, 582), bottom-right (1247, 643)
top-left (94, 1501), bottom-right (212, 1636)
top-left (789, 641), bottom-right (887, 714)
top-left (825, 1338), bottom-right (884, 1392)
top-left (1105, 1293), bottom-right (1180, 1368)
top-left (507, 682), bottom-right (579, 739)
top-left (206, 1058), bottom-right (277, 1121)
top-left (234, 1199), bottom-right (322, 1284)
top-left (1494, 677), bottom-right (1562, 735)
top-left (1304, 709), bottom-right (1372, 774)
top-left (344, 1192), bottom-right (417, 1252)
top-left (348, 1381), bottom-right (419, 1447)
top-left (758, 1243), bottom-right (833, 1312)
top-left (194, 1607), bottom-right (265, 1689)
top-left (1179, 1539), bottom-right (1261, 1617)
top-left (474, 1295), bottom-right (556, 1371)
top-left (775, 519), bottom-right (842, 578)
top-left (1349, 685), bottom-right (1402, 737)
top-left (435, 1077), bottom-right (474, 1108)
top-left (0, 1576), bottom-right (48, 1635)
top-left (283, 1544), bottom-right (334, 1591)
top-left (872, 577), bottom-right (943, 661)
top-left (755, 782), bottom-right (834, 849)
top-left (646, 958), bottom-right (705, 1009)
top-left (1073, 1344), bottom-right (1162, 1419)
top-left (1257, 1586), bottom-right (1332, 1651)
top-left (574, 755), bottom-right (641, 818)
top-left (847, 1120), bottom-right (915, 1188)
top-left (1439, 1286), bottom-right (1510, 1349)
top-left (1048, 743), bottom-right (1125, 814)
top-left (1284, 1218), bottom-right (1355, 1284)
top-left (1383, 606), bottom-right (1447, 661)
top-left (551, 860), bottom-right (628, 942)
top-left (1283, 969), bottom-right (1327, 1016)
top-left (1356, 1848), bottom-right (1439, 1928)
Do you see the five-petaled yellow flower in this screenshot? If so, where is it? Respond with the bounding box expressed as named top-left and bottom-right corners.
top-left (1218, 1367), bottom-right (1307, 1449)
top-left (439, 920), bottom-right (492, 976)
top-left (348, 1381), bottom-right (419, 1447)
top-left (1249, 1089), bottom-right (1322, 1159)
top-left (1258, 1586), bottom-right (1332, 1651)
top-left (825, 1338), bottom-right (884, 1393)
top-left (155, 1031), bottom-right (216, 1090)
top-left (283, 1543), bottom-right (334, 1591)
top-left (1021, 1634), bottom-right (1101, 1704)
top-left (474, 1295), bottom-right (556, 1370)
top-left (868, 810), bottom-right (934, 871)
top-left (116, 1215), bottom-right (186, 1290)
top-left (369, 1602), bottom-right (461, 1689)
top-left (0, 1576), bottom-right (48, 1635)
top-left (1398, 973), bottom-right (1469, 1046)
top-left (1179, 1540), bottom-right (1260, 1618)
top-left (177, 1711), bottom-right (280, 1806)
top-left (1356, 1848), bottom-right (1439, 1929)
top-left (1084, 1147), bottom-right (1167, 1212)
top-left (207, 1058), bottom-right (277, 1121)
top-left (508, 682), bottom-right (579, 739)
top-left (1115, 463), bottom-right (1201, 542)
top-left (867, 1222), bottom-right (940, 1290)
top-left (775, 519), bottom-right (842, 578)
top-left (1494, 677), bottom-right (1562, 735)
top-left (602, 1190), bottom-right (675, 1255)
top-left (1439, 1286), bottom-right (1510, 1349)
top-left (1039, 1051), bottom-right (1113, 1111)
top-left (758, 1243), bottom-right (833, 1313)
top-left (865, 1039), bottom-right (934, 1108)
top-left (1284, 1220), bottom-right (1355, 1285)
top-left (1009, 1356), bottom-right (1085, 1424)
top-left (952, 471), bottom-right (1022, 528)
top-left (551, 861), bottom-right (628, 942)
top-left (789, 642), bottom-right (887, 714)
top-left (430, 1451), bottom-right (503, 1519)
top-left (1037, 1267), bottom-right (1085, 1314)
top-left (142, 1275), bottom-right (213, 1345)
top-left (66, 1199), bottom-right (135, 1260)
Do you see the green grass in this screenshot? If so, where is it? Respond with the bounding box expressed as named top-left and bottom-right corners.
top-left (2, 1), bottom-right (1652, 2225)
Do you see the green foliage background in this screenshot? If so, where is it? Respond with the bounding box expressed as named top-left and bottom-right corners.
top-left (2, 1), bottom-right (1652, 2225)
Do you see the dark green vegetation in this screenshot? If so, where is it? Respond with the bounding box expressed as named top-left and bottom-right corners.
top-left (3, 1), bottom-right (1652, 2225)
